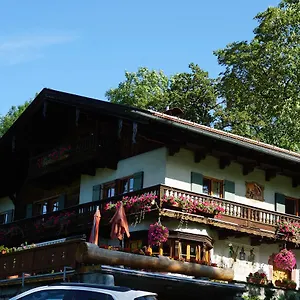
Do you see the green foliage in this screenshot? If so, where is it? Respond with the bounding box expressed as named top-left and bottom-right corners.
top-left (214, 0), bottom-right (300, 151)
top-left (0, 100), bottom-right (32, 137)
top-left (106, 64), bottom-right (218, 126)
top-left (105, 67), bottom-right (169, 111)
top-left (278, 291), bottom-right (300, 300)
top-left (168, 63), bottom-right (217, 126)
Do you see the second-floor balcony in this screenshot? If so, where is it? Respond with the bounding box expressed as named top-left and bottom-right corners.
top-left (0, 185), bottom-right (298, 247)
top-left (28, 135), bottom-right (97, 178)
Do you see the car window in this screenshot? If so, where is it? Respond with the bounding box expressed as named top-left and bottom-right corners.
top-left (134, 297), bottom-right (158, 300)
top-left (67, 291), bottom-right (114, 300)
top-left (18, 289), bottom-right (68, 300)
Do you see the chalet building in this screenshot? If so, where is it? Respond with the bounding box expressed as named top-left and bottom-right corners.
top-left (0, 88), bottom-right (300, 294)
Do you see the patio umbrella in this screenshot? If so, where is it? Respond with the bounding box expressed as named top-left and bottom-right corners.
top-left (110, 203), bottom-right (130, 241)
top-left (89, 206), bottom-right (101, 245)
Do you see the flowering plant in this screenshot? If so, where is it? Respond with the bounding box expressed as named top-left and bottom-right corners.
top-left (104, 194), bottom-right (157, 213)
top-left (35, 211), bottom-right (76, 232)
top-left (148, 222), bottom-right (169, 246)
top-left (276, 220), bottom-right (300, 239)
top-left (37, 145), bottom-right (72, 168)
top-left (273, 248), bottom-right (296, 271)
top-left (247, 271), bottom-right (268, 285)
top-left (162, 195), bottom-right (225, 217)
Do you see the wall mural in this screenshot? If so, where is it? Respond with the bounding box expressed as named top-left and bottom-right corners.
top-left (245, 182), bottom-right (264, 201)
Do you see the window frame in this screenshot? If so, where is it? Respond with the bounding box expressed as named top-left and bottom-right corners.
top-left (33, 196), bottom-right (60, 216)
top-left (285, 196), bottom-right (300, 216)
top-left (203, 176), bottom-right (224, 198)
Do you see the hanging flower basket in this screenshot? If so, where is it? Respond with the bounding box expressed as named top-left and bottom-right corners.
top-left (276, 220), bottom-right (300, 240)
top-left (273, 248), bottom-right (296, 271)
top-left (148, 222), bottom-right (169, 246)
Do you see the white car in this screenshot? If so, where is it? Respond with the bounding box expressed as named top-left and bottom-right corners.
top-left (10, 283), bottom-right (158, 300)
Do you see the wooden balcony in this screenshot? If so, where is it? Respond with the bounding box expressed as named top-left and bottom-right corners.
top-left (159, 185), bottom-right (298, 241)
top-left (0, 238), bottom-right (83, 280)
top-left (0, 185), bottom-right (298, 248)
top-left (28, 135), bottom-right (98, 178)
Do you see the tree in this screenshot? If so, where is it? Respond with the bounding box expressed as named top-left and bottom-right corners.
top-left (214, 0), bottom-right (300, 151)
top-left (105, 67), bottom-right (169, 111)
top-left (106, 64), bottom-right (218, 126)
top-left (168, 63), bottom-right (217, 126)
top-left (0, 100), bottom-right (32, 137)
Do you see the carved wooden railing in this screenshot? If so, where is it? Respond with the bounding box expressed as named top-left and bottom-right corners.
top-left (160, 185), bottom-right (299, 235)
top-left (1, 184), bottom-right (298, 247)
top-left (0, 185), bottom-right (161, 247)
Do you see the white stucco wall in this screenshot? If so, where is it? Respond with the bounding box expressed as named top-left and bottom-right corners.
top-left (79, 148), bottom-right (167, 204)
top-left (165, 148), bottom-right (300, 211)
top-left (0, 196), bottom-right (14, 213)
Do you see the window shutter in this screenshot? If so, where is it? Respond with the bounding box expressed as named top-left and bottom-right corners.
top-left (275, 193), bottom-right (286, 213)
top-left (92, 184), bottom-right (102, 201)
top-left (224, 180), bottom-right (235, 200)
top-left (6, 209), bottom-right (14, 223)
top-left (58, 194), bottom-right (66, 210)
top-left (26, 204), bottom-right (33, 218)
top-left (191, 172), bottom-right (203, 193)
top-left (133, 172), bottom-right (144, 191)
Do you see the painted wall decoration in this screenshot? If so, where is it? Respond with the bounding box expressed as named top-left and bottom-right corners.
top-left (245, 182), bottom-right (264, 201)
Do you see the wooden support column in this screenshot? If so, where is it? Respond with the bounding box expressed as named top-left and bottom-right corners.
top-left (159, 245), bottom-right (163, 256)
top-left (186, 244), bottom-right (191, 260)
top-left (175, 240), bottom-right (180, 257)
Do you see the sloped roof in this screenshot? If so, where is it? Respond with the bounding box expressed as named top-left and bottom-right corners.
top-left (3, 88), bottom-right (300, 164)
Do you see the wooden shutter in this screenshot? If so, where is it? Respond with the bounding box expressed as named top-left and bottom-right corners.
top-left (6, 209), bottom-right (14, 223)
top-left (191, 172), bottom-right (203, 193)
top-left (92, 184), bottom-right (102, 201)
top-left (275, 193), bottom-right (286, 213)
top-left (133, 172), bottom-right (144, 191)
top-left (224, 180), bottom-right (235, 200)
top-left (26, 204), bottom-right (33, 218)
top-left (58, 194), bottom-right (66, 210)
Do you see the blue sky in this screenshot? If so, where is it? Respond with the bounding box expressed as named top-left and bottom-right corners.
top-left (1, 0), bottom-right (279, 115)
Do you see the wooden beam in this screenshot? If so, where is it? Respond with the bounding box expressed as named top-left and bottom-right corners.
top-left (219, 157), bottom-right (231, 170)
top-left (76, 242), bottom-right (234, 281)
top-left (194, 150), bottom-right (207, 163)
top-left (168, 145), bottom-right (180, 156)
top-left (265, 169), bottom-right (277, 182)
top-left (242, 164), bottom-right (255, 176)
top-left (292, 177), bottom-right (300, 188)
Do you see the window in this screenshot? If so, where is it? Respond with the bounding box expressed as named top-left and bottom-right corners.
top-left (285, 197), bottom-right (300, 216)
top-left (135, 297), bottom-right (158, 300)
top-left (103, 182), bottom-right (116, 198)
top-left (203, 177), bottom-right (223, 198)
top-left (0, 213), bottom-right (8, 224)
top-left (19, 289), bottom-right (67, 299)
top-left (119, 176), bottom-right (134, 194)
top-left (34, 198), bottom-right (59, 216)
top-left (100, 172), bottom-right (144, 200)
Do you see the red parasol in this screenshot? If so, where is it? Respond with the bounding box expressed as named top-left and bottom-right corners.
top-left (110, 203), bottom-right (130, 240)
top-left (89, 206), bottom-right (101, 245)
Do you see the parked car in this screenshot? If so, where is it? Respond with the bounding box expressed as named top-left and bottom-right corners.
top-left (10, 282), bottom-right (157, 300)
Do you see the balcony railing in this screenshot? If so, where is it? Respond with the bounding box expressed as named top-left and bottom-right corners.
top-left (160, 185), bottom-right (298, 238)
top-left (0, 185), bottom-right (161, 247)
top-left (28, 135), bottom-right (97, 178)
top-left (0, 184), bottom-right (299, 247)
